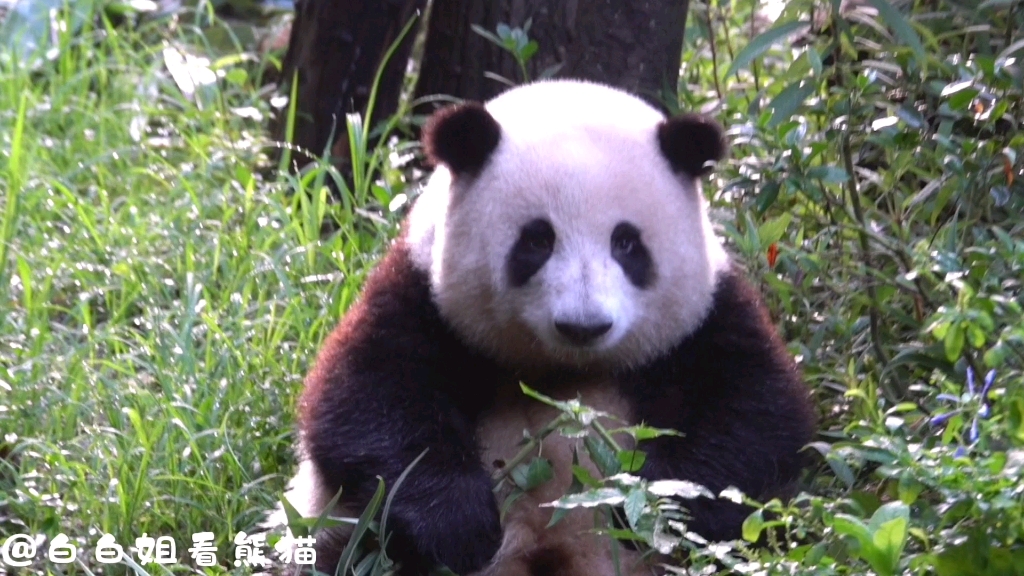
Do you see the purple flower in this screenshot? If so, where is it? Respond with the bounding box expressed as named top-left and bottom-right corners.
top-left (931, 368), bottom-right (998, 454)
top-left (982, 369), bottom-right (996, 397)
top-left (929, 411), bottom-right (959, 427)
top-left (966, 369), bottom-right (996, 445)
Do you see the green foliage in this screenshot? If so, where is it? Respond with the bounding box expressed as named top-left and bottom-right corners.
top-left (0, 2), bottom-right (404, 574)
top-left (2, 0), bottom-right (1023, 574)
top-left (675, 0), bottom-right (1024, 572)
top-left (471, 20), bottom-right (562, 85)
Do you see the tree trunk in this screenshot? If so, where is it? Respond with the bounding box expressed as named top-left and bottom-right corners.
top-left (418, 0), bottom-right (688, 108)
top-left (271, 0), bottom-right (689, 170)
top-left (269, 0), bottom-right (423, 168)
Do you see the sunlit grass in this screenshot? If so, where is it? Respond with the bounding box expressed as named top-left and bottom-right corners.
top-left (0, 11), bottom-right (398, 574)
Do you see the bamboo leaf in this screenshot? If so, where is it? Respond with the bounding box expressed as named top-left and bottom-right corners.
top-left (767, 79), bottom-right (816, 127)
top-left (725, 20), bottom-right (810, 78)
top-left (866, 0), bottom-right (925, 64)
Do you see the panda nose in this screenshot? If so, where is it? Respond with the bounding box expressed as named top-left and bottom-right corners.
top-left (555, 320), bottom-right (613, 345)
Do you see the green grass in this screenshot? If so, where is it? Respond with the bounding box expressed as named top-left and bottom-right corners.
top-left (2, 0), bottom-right (1024, 575)
top-left (0, 9), bottom-right (401, 574)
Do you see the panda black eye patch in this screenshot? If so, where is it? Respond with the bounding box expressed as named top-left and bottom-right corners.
top-left (507, 218), bottom-right (556, 287)
top-left (611, 222), bottom-right (655, 289)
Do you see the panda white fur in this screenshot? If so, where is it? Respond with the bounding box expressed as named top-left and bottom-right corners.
top-left (274, 79), bottom-right (815, 576)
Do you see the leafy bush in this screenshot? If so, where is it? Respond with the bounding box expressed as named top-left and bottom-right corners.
top-left (671, 0), bottom-right (1024, 573)
top-left (1, 0), bottom-right (1022, 574)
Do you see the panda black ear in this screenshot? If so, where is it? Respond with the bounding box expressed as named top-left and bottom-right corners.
top-left (656, 114), bottom-right (727, 177)
top-left (422, 102), bottom-right (502, 176)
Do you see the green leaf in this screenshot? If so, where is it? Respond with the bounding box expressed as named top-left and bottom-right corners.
top-left (742, 509), bottom-right (765, 542)
top-left (624, 487), bottom-right (646, 529)
top-left (572, 465), bottom-right (603, 488)
top-left (897, 472), bottom-right (923, 505)
top-left (832, 514), bottom-right (872, 548)
top-left (510, 462), bottom-right (530, 489)
top-left (725, 20), bottom-right (810, 78)
top-left (224, 68), bottom-right (248, 86)
top-left (863, 501), bottom-right (911, 575)
top-left (940, 80), bottom-right (974, 97)
top-left (983, 342), bottom-right (1007, 367)
top-left (611, 425), bottom-right (681, 441)
top-left (979, 0), bottom-right (1016, 7)
top-left (871, 516), bottom-right (909, 575)
top-left (869, 501), bottom-right (910, 532)
top-left (526, 458), bottom-right (554, 489)
top-left (944, 322), bottom-right (965, 361)
top-left (966, 324), bottom-right (986, 348)
top-left (947, 88), bottom-right (980, 111)
top-left (808, 46), bottom-right (823, 77)
top-left (501, 489), bottom-right (526, 522)
top-left (549, 450), bottom-right (587, 528)
top-left (519, 383), bottom-right (578, 413)
top-left (278, 495), bottom-right (308, 537)
top-left (758, 213), bottom-right (793, 246)
top-left (767, 80), bottom-right (816, 127)
top-left (806, 166), bottom-right (849, 184)
top-left (338, 477), bottom-right (387, 574)
top-left (585, 435), bottom-right (621, 477)
top-left (542, 488), bottom-right (626, 509)
top-left (379, 448), bottom-right (430, 564)
top-left (124, 407), bottom-right (147, 448)
top-left (826, 453), bottom-right (856, 489)
top-left (470, 24), bottom-right (503, 48)
top-left (1008, 399), bottom-right (1024, 442)
top-left (521, 40), bottom-right (539, 62)
top-left (866, 0), bottom-right (925, 65)
top-left (616, 449), bottom-right (647, 473)
top-left (601, 528), bottom-right (648, 542)
top-left (647, 479), bottom-right (713, 499)
top-left (755, 182), bottom-right (781, 214)
top-left (998, 38), bottom-right (1024, 62)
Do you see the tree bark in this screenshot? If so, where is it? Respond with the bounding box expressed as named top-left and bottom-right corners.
top-left (271, 0), bottom-right (690, 170)
top-left (418, 0), bottom-right (688, 108)
top-left (269, 0), bottom-right (422, 168)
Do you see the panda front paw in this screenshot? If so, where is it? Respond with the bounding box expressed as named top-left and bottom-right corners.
top-left (389, 472), bottom-right (502, 574)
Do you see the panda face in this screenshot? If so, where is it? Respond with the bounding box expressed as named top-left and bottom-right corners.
top-left (408, 80), bottom-right (730, 369)
top-left (505, 216), bottom-right (654, 355)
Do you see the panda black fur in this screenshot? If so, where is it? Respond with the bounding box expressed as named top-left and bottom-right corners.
top-left (275, 80), bottom-right (816, 576)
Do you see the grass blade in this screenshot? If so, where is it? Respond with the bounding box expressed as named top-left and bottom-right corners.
top-left (0, 91), bottom-right (28, 293)
top-left (336, 478), bottom-right (387, 576)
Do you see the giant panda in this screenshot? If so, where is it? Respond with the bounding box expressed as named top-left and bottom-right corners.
top-left (273, 79), bottom-right (816, 576)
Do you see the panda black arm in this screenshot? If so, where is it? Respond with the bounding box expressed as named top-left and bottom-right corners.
top-left (619, 268), bottom-right (816, 542)
top-left (299, 242), bottom-right (504, 573)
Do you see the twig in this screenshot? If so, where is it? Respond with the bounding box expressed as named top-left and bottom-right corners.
top-left (705, 0), bottom-right (724, 100)
top-left (841, 130), bottom-right (890, 367)
top-left (750, 0), bottom-right (761, 92)
top-left (590, 420), bottom-right (622, 453)
top-left (491, 414), bottom-right (569, 485)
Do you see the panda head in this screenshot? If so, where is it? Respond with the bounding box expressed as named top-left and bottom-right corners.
top-left (407, 80), bottom-right (730, 369)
